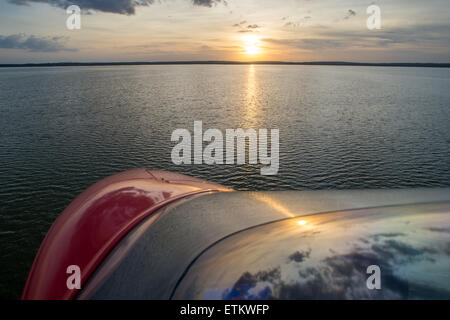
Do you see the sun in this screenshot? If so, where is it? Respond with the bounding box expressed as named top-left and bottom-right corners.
top-left (245, 44), bottom-right (261, 55)
top-left (242, 35), bottom-right (262, 55)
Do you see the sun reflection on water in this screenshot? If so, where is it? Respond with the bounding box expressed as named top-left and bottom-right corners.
top-left (241, 65), bottom-right (259, 128)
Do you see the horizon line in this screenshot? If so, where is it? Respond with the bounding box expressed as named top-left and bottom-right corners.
top-left (1, 60), bottom-right (450, 68)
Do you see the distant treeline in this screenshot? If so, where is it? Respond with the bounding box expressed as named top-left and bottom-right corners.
top-left (1, 61), bottom-right (450, 68)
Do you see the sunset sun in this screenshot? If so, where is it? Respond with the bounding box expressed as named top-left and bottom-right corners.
top-left (242, 35), bottom-right (262, 55)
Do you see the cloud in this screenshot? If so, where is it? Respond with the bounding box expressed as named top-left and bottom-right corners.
top-left (263, 24), bottom-right (450, 51)
top-left (288, 249), bottom-right (311, 263)
top-left (282, 16), bottom-right (312, 29)
top-left (263, 37), bottom-right (345, 50)
top-left (344, 9), bottom-right (356, 20)
top-left (232, 21), bottom-right (260, 33)
top-left (8, 0), bottom-right (224, 15)
top-left (444, 242), bottom-right (450, 256)
top-left (427, 227), bottom-right (450, 234)
top-left (8, 0), bottom-right (152, 15)
top-left (369, 232), bottom-right (405, 241)
top-left (222, 268), bottom-right (279, 300)
top-left (192, 0), bottom-right (223, 7)
top-left (0, 34), bottom-right (76, 52)
top-left (232, 21), bottom-right (247, 27)
top-left (220, 236), bottom-right (450, 300)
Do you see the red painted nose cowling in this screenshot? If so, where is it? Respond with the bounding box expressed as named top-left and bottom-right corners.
top-left (22, 169), bottom-right (230, 300)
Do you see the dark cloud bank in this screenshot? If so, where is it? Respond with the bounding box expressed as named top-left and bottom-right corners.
top-left (0, 34), bottom-right (75, 52)
top-left (8, 0), bottom-right (224, 15)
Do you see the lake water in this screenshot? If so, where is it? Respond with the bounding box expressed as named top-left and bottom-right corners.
top-left (0, 65), bottom-right (449, 298)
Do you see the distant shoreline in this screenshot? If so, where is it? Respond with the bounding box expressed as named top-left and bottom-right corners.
top-left (1, 61), bottom-right (450, 68)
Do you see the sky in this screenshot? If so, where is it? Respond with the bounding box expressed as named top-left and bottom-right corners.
top-left (0, 0), bottom-right (449, 63)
